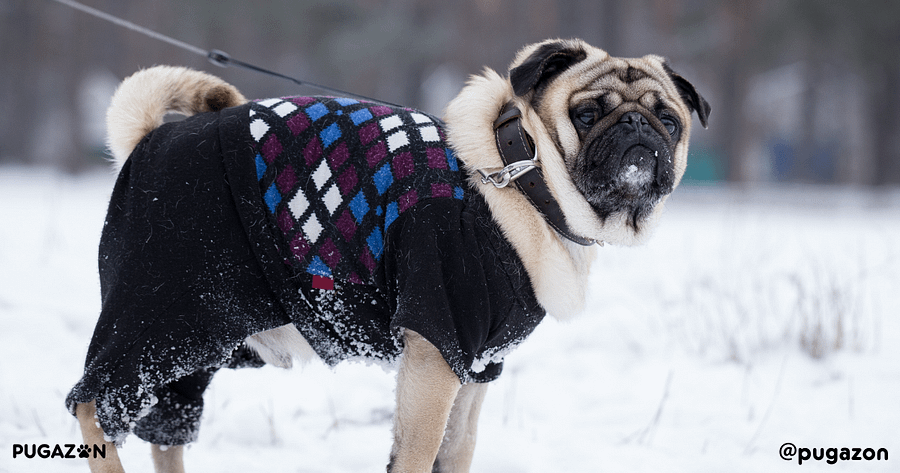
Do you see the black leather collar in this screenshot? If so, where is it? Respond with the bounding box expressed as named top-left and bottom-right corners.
top-left (490, 102), bottom-right (596, 246)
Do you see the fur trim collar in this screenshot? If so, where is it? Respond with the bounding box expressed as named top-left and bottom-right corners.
top-left (444, 70), bottom-right (596, 320)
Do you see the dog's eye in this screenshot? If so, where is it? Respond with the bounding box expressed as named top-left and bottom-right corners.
top-left (575, 110), bottom-right (598, 127)
top-left (661, 116), bottom-right (678, 136)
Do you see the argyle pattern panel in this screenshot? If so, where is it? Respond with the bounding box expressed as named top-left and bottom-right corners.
top-left (249, 96), bottom-right (465, 286)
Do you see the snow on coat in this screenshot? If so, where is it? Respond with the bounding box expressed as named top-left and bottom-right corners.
top-left (67, 97), bottom-right (545, 445)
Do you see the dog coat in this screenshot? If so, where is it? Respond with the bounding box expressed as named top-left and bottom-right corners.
top-left (67, 97), bottom-right (545, 445)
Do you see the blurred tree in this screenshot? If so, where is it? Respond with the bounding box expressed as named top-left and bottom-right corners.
top-left (711, 1), bottom-right (766, 183)
top-left (0, 0), bottom-right (42, 166)
top-left (860, 5), bottom-right (900, 186)
top-left (3, 0), bottom-right (897, 186)
top-left (764, 0), bottom-right (900, 185)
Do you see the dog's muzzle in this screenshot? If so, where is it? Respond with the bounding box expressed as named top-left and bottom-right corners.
top-left (571, 103), bottom-right (678, 224)
top-left (583, 104), bottom-right (675, 190)
top-left (611, 111), bottom-right (675, 192)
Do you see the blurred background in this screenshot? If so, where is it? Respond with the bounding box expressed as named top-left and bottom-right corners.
top-left (2, 5), bottom-right (899, 469)
top-left (2, 0), bottom-right (899, 186)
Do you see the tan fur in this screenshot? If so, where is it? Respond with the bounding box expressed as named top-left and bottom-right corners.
top-left (106, 66), bottom-right (247, 170)
top-left (445, 38), bottom-right (696, 319)
top-left (246, 328), bottom-right (485, 472)
top-left (390, 330), bottom-right (462, 473)
top-left (434, 382), bottom-right (488, 472)
top-left (84, 38), bottom-right (701, 472)
top-left (522, 42), bottom-right (693, 245)
top-left (444, 68), bottom-right (596, 320)
top-left (75, 401), bottom-right (125, 473)
top-left (150, 445), bottom-right (185, 473)
top-left (244, 323), bottom-right (318, 368)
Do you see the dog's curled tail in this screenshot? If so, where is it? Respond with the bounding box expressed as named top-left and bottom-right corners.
top-left (106, 65), bottom-right (247, 170)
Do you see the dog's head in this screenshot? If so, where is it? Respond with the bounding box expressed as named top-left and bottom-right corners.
top-left (507, 39), bottom-right (710, 245)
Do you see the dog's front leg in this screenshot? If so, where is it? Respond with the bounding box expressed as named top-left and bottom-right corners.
top-left (433, 382), bottom-right (488, 473)
top-left (75, 401), bottom-right (125, 473)
top-left (388, 330), bottom-right (461, 473)
top-left (151, 444), bottom-right (184, 473)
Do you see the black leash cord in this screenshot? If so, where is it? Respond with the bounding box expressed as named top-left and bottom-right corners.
top-left (51, 0), bottom-right (401, 107)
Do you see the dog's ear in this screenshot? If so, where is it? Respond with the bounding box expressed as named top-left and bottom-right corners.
top-left (510, 41), bottom-right (588, 97)
top-left (662, 62), bottom-right (711, 129)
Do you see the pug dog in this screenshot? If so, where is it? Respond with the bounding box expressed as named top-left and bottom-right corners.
top-left (69, 38), bottom-right (708, 473)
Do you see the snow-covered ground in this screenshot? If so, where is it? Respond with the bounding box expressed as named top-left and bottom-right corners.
top-left (1, 167), bottom-right (898, 472)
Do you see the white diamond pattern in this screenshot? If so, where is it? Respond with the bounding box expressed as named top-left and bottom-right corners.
top-left (272, 102), bottom-right (298, 117)
top-left (303, 214), bottom-right (323, 244)
top-left (410, 113), bottom-right (431, 124)
top-left (387, 130), bottom-right (409, 152)
top-left (419, 125), bottom-right (440, 142)
top-left (250, 119), bottom-right (269, 142)
top-left (288, 189), bottom-right (309, 219)
top-left (322, 184), bottom-right (342, 215)
top-left (312, 159), bottom-right (331, 190)
top-left (380, 115), bottom-right (403, 132)
top-left (258, 98), bottom-right (282, 107)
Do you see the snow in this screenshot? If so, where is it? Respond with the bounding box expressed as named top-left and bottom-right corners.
top-left (2, 167), bottom-right (899, 472)
top-left (621, 163), bottom-right (652, 188)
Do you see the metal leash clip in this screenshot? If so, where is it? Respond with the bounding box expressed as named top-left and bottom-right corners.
top-left (478, 159), bottom-right (539, 188)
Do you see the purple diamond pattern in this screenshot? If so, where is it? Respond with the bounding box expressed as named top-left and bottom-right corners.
top-left (431, 183), bottom-right (452, 198)
top-left (359, 123), bottom-right (380, 145)
top-left (337, 167), bottom-right (358, 195)
top-left (276, 165), bottom-right (297, 193)
top-left (366, 141), bottom-right (387, 168)
top-left (392, 152), bottom-right (414, 180)
top-left (261, 135), bottom-right (282, 163)
top-left (336, 209), bottom-right (357, 242)
top-left (287, 112), bottom-right (310, 135)
top-left (303, 137), bottom-right (322, 166)
top-left (328, 142), bottom-right (349, 169)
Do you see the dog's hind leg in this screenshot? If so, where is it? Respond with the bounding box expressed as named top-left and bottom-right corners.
top-left (433, 382), bottom-right (488, 473)
top-left (388, 330), bottom-right (462, 473)
top-left (75, 401), bottom-right (125, 473)
top-left (151, 445), bottom-right (184, 473)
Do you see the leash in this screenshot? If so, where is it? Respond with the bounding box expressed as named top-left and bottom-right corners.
top-left (51, 0), bottom-right (401, 107)
top-left (53, 0), bottom-right (597, 246)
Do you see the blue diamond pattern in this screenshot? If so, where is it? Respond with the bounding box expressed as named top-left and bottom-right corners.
top-left (385, 202), bottom-right (399, 229)
top-left (320, 123), bottom-right (342, 148)
top-left (305, 103), bottom-right (329, 121)
top-left (350, 190), bottom-right (369, 223)
top-left (367, 227), bottom-right (384, 260)
top-left (335, 98), bottom-right (358, 106)
top-left (307, 256), bottom-right (332, 277)
top-left (350, 108), bottom-right (373, 126)
top-left (255, 153), bottom-right (267, 180)
top-left (446, 149), bottom-right (459, 171)
top-left (374, 163), bottom-right (393, 195)
top-left (264, 183), bottom-right (281, 213)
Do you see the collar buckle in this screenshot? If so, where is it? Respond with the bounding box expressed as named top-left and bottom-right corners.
top-left (479, 101), bottom-right (598, 247)
top-left (478, 159), bottom-right (539, 188)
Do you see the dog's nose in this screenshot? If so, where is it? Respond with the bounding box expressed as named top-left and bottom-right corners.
top-left (619, 112), bottom-right (652, 134)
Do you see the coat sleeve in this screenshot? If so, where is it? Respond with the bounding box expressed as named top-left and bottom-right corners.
top-left (385, 199), bottom-right (503, 383)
